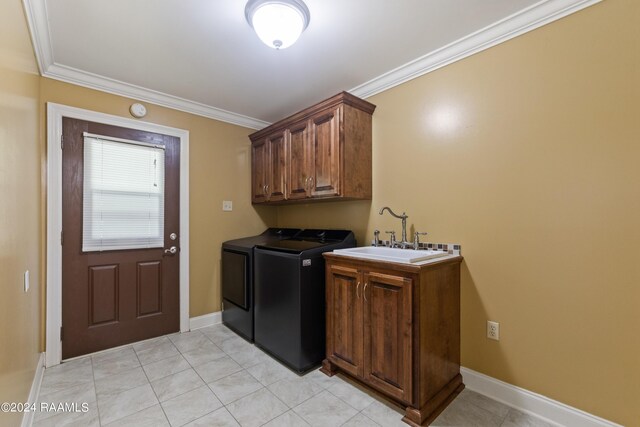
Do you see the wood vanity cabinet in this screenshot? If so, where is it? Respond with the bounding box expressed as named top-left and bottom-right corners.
top-left (249, 92), bottom-right (375, 205)
top-left (321, 253), bottom-right (464, 427)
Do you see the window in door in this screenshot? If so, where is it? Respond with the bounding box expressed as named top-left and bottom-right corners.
top-left (82, 133), bottom-right (165, 252)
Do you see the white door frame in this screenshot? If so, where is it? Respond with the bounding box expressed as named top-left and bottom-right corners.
top-left (46, 103), bottom-right (190, 367)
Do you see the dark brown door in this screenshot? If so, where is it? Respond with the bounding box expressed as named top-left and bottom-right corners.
top-left (62, 118), bottom-right (180, 359)
top-left (310, 107), bottom-right (341, 197)
top-left (287, 121), bottom-right (311, 200)
top-left (363, 271), bottom-right (413, 402)
top-left (326, 264), bottom-right (363, 377)
top-left (267, 131), bottom-right (287, 202)
top-left (251, 139), bottom-right (269, 203)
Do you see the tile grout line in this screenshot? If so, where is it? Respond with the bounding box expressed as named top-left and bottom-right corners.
top-left (340, 411), bottom-right (379, 427)
top-left (89, 354), bottom-right (104, 426)
top-left (171, 330), bottom-right (246, 426)
top-left (45, 326), bottom-right (483, 427)
top-left (196, 329), bottom-right (309, 426)
top-left (463, 391), bottom-right (513, 426)
top-left (135, 337), bottom-right (186, 367)
top-left (167, 330), bottom-right (231, 426)
top-left (131, 341), bottom-right (171, 427)
top-left (132, 332), bottom-right (226, 426)
top-left (267, 377), bottom-right (323, 411)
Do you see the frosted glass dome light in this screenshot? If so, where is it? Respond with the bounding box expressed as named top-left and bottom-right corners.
top-left (245, 0), bottom-right (310, 49)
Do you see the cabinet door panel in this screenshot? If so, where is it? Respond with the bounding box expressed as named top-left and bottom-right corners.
top-left (251, 139), bottom-right (268, 203)
top-left (311, 108), bottom-right (341, 197)
top-left (363, 272), bottom-right (412, 402)
top-left (268, 132), bottom-right (287, 202)
top-left (287, 121), bottom-right (311, 200)
top-left (326, 264), bottom-right (362, 377)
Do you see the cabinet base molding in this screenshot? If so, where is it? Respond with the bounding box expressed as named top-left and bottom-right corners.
top-left (402, 374), bottom-right (465, 426)
top-left (319, 359), bottom-right (338, 377)
top-left (321, 360), bottom-right (464, 427)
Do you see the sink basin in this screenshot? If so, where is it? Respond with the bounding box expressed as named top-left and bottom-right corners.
top-left (332, 246), bottom-right (449, 264)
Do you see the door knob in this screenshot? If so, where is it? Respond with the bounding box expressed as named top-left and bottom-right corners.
top-left (164, 246), bottom-right (178, 255)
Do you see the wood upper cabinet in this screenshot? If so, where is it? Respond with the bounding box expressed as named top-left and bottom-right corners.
top-left (251, 130), bottom-right (287, 203)
top-left (322, 254), bottom-right (463, 427)
top-left (250, 92), bottom-right (375, 205)
top-left (267, 131), bottom-right (287, 202)
top-left (309, 107), bottom-right (341, 197)
top-left (287, 121), bottom-right (312, 200)
top-left (251, 138), bottom-right (269, 204)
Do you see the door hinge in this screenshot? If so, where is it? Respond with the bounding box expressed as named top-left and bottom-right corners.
top-left (60, 135), bottom-right (64, 150)
top-left (60, 326), bottom-right (63, 341)
top-left (60, 230), bottom-right (63, 246)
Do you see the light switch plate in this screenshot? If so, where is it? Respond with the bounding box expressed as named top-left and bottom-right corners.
top-left (222, 200), bottom-right (233, 211)
top-left (24, 270), bottom-right (30, 293)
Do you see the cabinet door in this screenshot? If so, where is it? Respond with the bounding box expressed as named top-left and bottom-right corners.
top-left (251, 139), bottom-right (269, 203)
top-left (326, 264), bottom-right (363, 378)
top-left (363, 271), bottom-right (413, 402)
top-left (267, 131), bottom-right (287, 202)
top-left (287, 121), bottom-right (311, 200)
top-left (310, 107), bottom-right (341, 197)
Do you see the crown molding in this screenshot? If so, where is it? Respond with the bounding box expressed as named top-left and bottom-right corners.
top-left (43, 63), bottom-right (270, 129)
top-left (22, 0), bottom-right (270, 130)
top-left (22, 0), bottom-right (53, 75)
top-left (23, 0), bottom-right (600, 128)
top-left (349, 0), bottom-right (602, 99)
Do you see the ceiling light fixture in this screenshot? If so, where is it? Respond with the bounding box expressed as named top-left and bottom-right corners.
top-left (245, 0), bottom-right (310, 50)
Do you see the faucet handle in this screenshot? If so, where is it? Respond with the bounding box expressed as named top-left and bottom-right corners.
top-left (385, 231), bottom-right (396, 247)
top-left (413, 231), bottom-right (428, 249)
top-left (372, 230), bottom-right (381, 247)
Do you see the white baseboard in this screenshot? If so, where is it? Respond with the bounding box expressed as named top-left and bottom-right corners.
top-left (21, 353), bottom-right (45, 427)
top-left (189, 311), bottom-right (222, 330)
top-left (461, 367), bottom-right (622, 427)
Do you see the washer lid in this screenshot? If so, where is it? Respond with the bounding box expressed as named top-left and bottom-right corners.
top-left (257, 239), bottom-right (329, 253)
top-left (256, 229), bottom-right (354, 254)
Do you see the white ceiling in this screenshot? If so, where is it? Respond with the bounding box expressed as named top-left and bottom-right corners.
top-left (26, 0), bottom-right (597, 127)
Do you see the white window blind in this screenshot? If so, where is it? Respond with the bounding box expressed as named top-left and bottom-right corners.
top-left (82, 133), bottom-right (165, 252)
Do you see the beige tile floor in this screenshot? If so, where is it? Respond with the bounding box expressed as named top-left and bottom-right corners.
top-left (34, 324), bottom-right (554, 427)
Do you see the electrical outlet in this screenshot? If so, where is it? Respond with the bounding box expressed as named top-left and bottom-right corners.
top-left (24, 270), bottom-right (30, 293)
top-left (487, 320), bottom-right (499, 341)
top-left (222, 200), bottom-right (233, 211)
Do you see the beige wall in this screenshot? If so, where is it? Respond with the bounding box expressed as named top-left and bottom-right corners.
top-left (0, 1), bottom-right (42, 425)
top-left (278, 1), bottom-right (639, 424)
top-left (2, 0), bottom-right (637, 425)
top-left (39, 79), bottom-right (278, 319)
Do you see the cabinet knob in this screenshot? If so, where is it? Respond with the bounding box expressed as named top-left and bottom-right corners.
top-left (363, 282), bottom-right (369, 302)
top-left (356, 281), bottom-right (361, 299)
